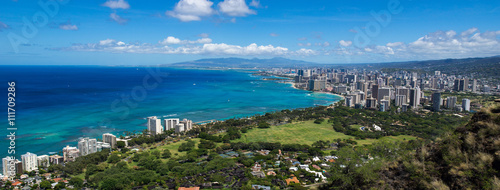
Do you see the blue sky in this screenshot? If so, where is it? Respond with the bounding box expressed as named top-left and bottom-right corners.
top-left (1, 0), bottom-right (499, 65)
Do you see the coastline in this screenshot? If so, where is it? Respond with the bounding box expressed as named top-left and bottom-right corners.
top-left (285, 81), bottom-right (344, 103)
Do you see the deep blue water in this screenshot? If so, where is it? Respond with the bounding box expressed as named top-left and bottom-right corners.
top-left (0, 66), bottom-right (341, 159)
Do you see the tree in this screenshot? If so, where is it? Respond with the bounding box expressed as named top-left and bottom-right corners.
top-left (70, 177), bottom-right (84, 189)
top-left (162, 149), bottom-right (172, 159)
top-left (117, 141), bottom-right (126, 148)
top-left (108, 154), bottom-right (121, 163)
top-left (258, 121), bottom-right (270, 128)
top-left (40, 180), bottom-right (52, 189)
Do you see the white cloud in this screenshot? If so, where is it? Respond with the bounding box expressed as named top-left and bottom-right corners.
top-left (110, 13), bottom-right (129, 24)
top-left (297, 43), bottom-right (311, 47)
top-left (218, 0), bottom-right (256, 17)
top-left (249, 0), bottom-right (260, 8)
top-left (159, 36), bottom-right (213, 45)
top-left (166, 0), bottom-right (215, 22)
top-left (270, 33), bottom-right (279, 37)
top-left (198, 33), bottom-right (209, 38)
top-left (59, 23), bottom-right (78, 31)
top-left (339, 40), bottom-right (352, 47)
top-left (102, 0), bottom-right (130, 9)
top-left (337, 28), bottom-right (500, 59)
top-left (52, 36), bottom-right (316, 56)
top-left (297, 37), bottom-right (307, 41)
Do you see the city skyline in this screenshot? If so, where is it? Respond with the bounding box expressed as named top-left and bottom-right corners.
top-left (1, 0), bottom-right (500, 65)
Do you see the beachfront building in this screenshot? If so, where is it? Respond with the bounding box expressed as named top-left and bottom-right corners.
top-left (147, 116), bottom-right (163, 135)
top-left (49, 155), bottom-right (64, 165)
top-left (164, 118), bottom-right (179, 131)
top-left (37, 155), bottom-right (50, 168)
top-left (179, 119), bottom-right (193, 131)
top-left (175, 123), bottom-right (185, 133)
top-left (103, 133), bottom-right (117, 149)
top-left (63, 145), bottom-right (80, 162)
top-left (2, 156), bottom-right (15, 177)
top-left (78, 137), bottom-right (97, 156)
top-left (21, 152), bottom-right (38, 172)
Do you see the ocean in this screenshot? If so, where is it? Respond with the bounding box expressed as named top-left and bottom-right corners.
top-left (0, 66), bottom-right (341, 158)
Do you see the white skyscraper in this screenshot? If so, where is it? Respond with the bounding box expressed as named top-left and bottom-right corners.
top-left (103, 133), bottom-right (117, 149)
top-left (63, 145), bottom-right (80, 162)
top-left (447, 96), bottom-right (457, 109)
top-left (2, 156), bottom-right (15, 177)
top-left (21, 152), bottom-right (38, 172)
top-left (164, 118), bottom-right (179, 131)
top-left (147, 116), bottom-right (163, 135)
top-left (175, 123), bottom-right (185, 133)
top-left (78, 137), bottom-right (98, 156)
top-left (462, 99), bottom-right (471, 112)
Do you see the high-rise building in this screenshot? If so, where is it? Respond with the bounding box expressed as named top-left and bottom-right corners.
top-left (377, 88), bottom-right (391, 102)
top-left (395, 95), bottom-right (406, 107)
top-left (63, 145), bottom-right (79, 162)
top-left (396, 87), bottom-right (409, 102)
top-left (179, 119), bottom-right (193, 131)
top-left (147, 116), bottom-right (163, 135)
top-left (460, 79), bottom-right (468, 91)
top-left (103, 133), bottom-right (117, 149)
top-left (372, 84), bottom-right (379, 99)
top-left (308, 79), bottom-right (315, 91)
top-left (366, 98), bottom-right (377, 109)
top-left (446, 96), bottom-right (457, 109)
top-left (472, 79), bottom-right (477, 92)
top-left (21, 152), bottom-right (38, 172)
top-left (78, 137), bottom-right (97, 156)
top-left (409, 88), bottom-right (421, 108)
top-left (345, 96), bottom-right (353, 107)
top-left (462, 99), bottom-right (471, 112)
top-left (37, 155), bottom-right (50, 168)
top-left (164, 118), bottom-right (179, 131)
top-left (380, 100), bottom-right (389, 112)
top-left (175, 123), bottom-right (185, 133)
top-left (2, 156), bottom-right (15, 177)
top-left (14, 160), bottom-right (23, 174)
top-left (432, 92), bottom-right (441, 112)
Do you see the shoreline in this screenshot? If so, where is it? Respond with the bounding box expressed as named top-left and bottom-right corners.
top-left (285, 81), bottom-right (345, 102)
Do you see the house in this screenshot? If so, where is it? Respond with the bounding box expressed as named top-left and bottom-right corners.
top-left (373, 124), bottom-right (382, 131)
top-left (312, 165), bottom-right (322, 170)
top-left (289, 167), bottom-right (298, 172)
top-left (312, 156), bottom-right (320, 162)
top-left (252, 184), bottom-right (271, 190)
top-left (285, 175), bottom-right (300, 185)
top-left (251, 162), bottom-right (262, 172)
top-left (251, 171), bottom-right (266, 178)
top-left (12, 181), bottom-right (22, 186)
top-left (266, 170), bottom-right (277, 176)
top-left (178, 187), bottom-right (200, 190)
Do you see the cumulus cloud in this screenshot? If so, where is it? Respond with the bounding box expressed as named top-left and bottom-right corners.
top-left (102, 0), bottom-right (130, 9)
top-left (218, 0), bottom-right (256, 17)
top-left (110, 13), bottom-right (129, 24)
top-left (0, 21), bottom-right (9, 31)
top-left (339, 40), bottom-right (352, 47)
top-left (166, 0), bottom-right (215, 22)
top-left (52, 36), bottom-right (316, 57)
top-left (159, 36), bottom-right (213, 45)
top-left (337, 28), bottom-right (500, 59)
top-left (59, 22), bottom-right (78, 31)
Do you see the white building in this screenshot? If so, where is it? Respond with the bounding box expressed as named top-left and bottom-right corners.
top-left (37, 155), bottom-right (50, 168)
top-left (447, 96), bottom-right (457, 109)
top-left (175, 123), bottom-right (185, 133)
top-left (395, 95), bottom-right (406, 107)
top-left (147, 116), bottom-right (163, 135)
top-left (21, 152), bottom-right (38, 172)
top-left (63, 145), bottom-right (79, 162)
top-left (179, 119), bottom-right (193, 131)
top-left (78, 137), bottom-right (97, 156)
top-left (2, 156), bottom-right (15, 177)
top-left (462, 98), bottom-right (470, 112)
top-left (164, 118), bottom-right (179, 131)
top-left (102, 133), bottom-right (117, 149)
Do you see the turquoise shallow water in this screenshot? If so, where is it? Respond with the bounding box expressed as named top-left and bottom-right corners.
top-left (0, 66), bottom-right (341, 158)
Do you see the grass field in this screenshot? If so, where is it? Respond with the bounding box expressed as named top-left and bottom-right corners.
top-left (233, 120), bottom-right (417, 146)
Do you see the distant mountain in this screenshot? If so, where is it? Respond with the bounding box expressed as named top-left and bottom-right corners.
top-left (167, 57), bottom-right (324, 68)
